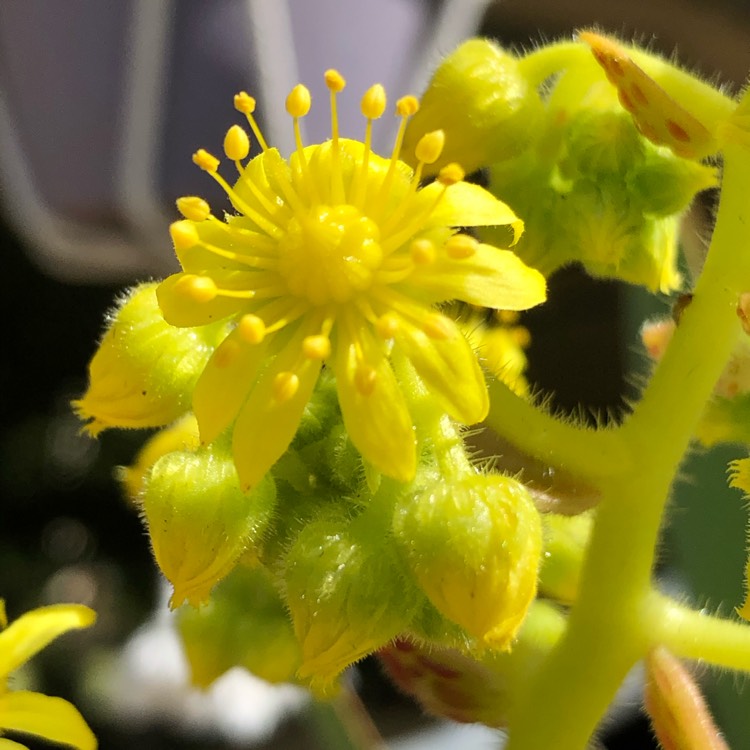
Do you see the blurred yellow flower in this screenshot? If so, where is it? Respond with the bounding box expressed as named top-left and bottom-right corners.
top-left (157, 70), bottom-right (546, 490)
top-left (0, 601), bottom-right (96, 750)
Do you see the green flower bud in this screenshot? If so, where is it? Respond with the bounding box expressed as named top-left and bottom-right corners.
top-left (178, 564), bottom-right (301, 686)
top-left (378, 600), bottom-right (565, 727)
top-left (402, 39), bottom-right (543, 175)
top-left (561, 109), bottom-right (645, 179)
top-left (393, 474), bottom-right (542, 648)
top-left (73, 283), bottom-right (220, 435)
top-left (118, 414), bottom-right (200, 504)
top-left (538, 513), bottom-right (593, 604)
top-left (283, 516), bottom-right (421, 692)
top-left (143, 443), bottom-right (276, 608)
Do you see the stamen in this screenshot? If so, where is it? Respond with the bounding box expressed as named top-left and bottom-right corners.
top-left (437, 163), bottom-right (465, 186)
top-left (191, 233), bottom-right (279, 269)
top-left (273, 371), bottom-right (300, 402)
top-left (373, 95), bottom-right (419, 218)
top-left (176, 196), bottom-right (211, 222)
top-left (224, 125), bottom-right (251, 168)
top-left (444, 234), bottom-right (478, 259)
top-left (382, 129), bottom-right (445, 234)
top-left (324, 69), bottom-right (347, 204)
top-left (284, 83), bottom-right (320, 206)
top-left (302, 334), bottom-right (331, 360)
top-left (380, 164), bottom-right (465, 254)
top-left (410, 238), bottom-right (435, 265)
top-left (234, 92), bottom-right (269, 151)
top-left (422, 312), bottom-right (454, 340)
top-left (237, 314), bottom-right (266, 344)
top-left (352, 83), bottom-right (386, 208)
top-left (511, 326), bottom-right (532, 348)
top-left (355, 364), bottom-right (377, 395)
top-left (496, 310), bottom-right (520, 325)
top-left (174, 274), bottom-right (218, 303)
top-left (193, 149), bottom-right (220, 173)
top-left (414, 129), bottom-right (445, 166)
top-left (286, 83), bottom-right (312, 154)
top-left (170, 220), bottom-right (200, 251)
top-left (192, 150), bottom-right (283, 238)
top-left (375, 312), bottom-right (400, 339)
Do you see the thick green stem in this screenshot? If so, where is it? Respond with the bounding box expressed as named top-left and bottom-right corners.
top-left (645, 592), bottom-right (750, 672)
top-left (517, 41), bottom-right (590, 88)
top-left (485, 380), bottom-right (631, 481)
top-left (507, 143), bottom-right (750, 750)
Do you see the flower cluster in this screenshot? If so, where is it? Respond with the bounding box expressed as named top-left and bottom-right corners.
top-left (74, 28), bottom-right (750, 748)
top-left (76, 71), bottom-right (546, 685)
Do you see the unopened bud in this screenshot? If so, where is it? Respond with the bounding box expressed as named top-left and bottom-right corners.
top-left (179, 564), bottom-right (301, 687)
top-left (393, 474), bottom-right (542, 647)
top-left (73, 284), bottom-right (214, 436)
top-left (143, 444), bottom-right (276, 608)
top-left (402, 39), bottom-right (543, 175)
top-left (284, 517), bottom-right (421, 693)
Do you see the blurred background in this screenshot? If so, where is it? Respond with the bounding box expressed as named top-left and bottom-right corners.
top-left (0, 1), bottom-right (748, 747)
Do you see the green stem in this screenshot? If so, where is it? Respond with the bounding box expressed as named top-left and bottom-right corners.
top-left (485, 379), bottom-right (631, 481)
top-left (645, 592), bottom-right (750, 672)
top-left (516, 41), bottom-right (590, 89)
top-left (507, 142), bottom-right (750, 750)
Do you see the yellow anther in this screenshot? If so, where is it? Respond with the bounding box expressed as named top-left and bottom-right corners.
top-left (234, 92), bottom-right (257, 114)
top-left (361, 84), bottom-right (386, 119)
top-left (224, 125), bottom-right (250, 161)
top-left (286, 84), bottom-right (312, 118)
top-left (169, 220), bottom-right (200, 251)
top-left (176, 196), bottom-right (211, 222)
top-left (324, 69), bottom-right (346, 92)
top-left (414, 130), bottom-right (445, 165)
top-left (422, 313), bottom-right (453, 340)
top-left (375, 313), bottom-right (400, 339)
top-left (396, 95), bottom-right (419, 118)
top-left (437, 162), bottom-right (465, 186)
top-left (445, 234), bottom-right (478, 259)
top-left (302, 334), bottom-right (331, 360)
top-left (273, 371), bottom-right (300, 402)
top-left (237, 314), bottom-right (266, 344)
top-left (193, 149), bottom-right (220, 173)
top-left (511, 326), bottom-right (532, 348)
top-left (410, 238), bottom-right (435, 265)
top-left (175, 274), bottom-right (217, 303)
top-left (496, 310), bottom-right (520, 325)
top-left (355, 364), bottom-right (377, 395)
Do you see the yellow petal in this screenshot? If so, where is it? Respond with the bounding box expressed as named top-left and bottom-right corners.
top-left (0, 691), bottom-right (96, 750)
top-left (408, 243), bottom-right (546, 310)
top-left (193, 327), bottom-right (269, 445)
top-left (232, 343), bottom-right (322, 491)
top-left (156, 273), bottom-right (247, 327)
top-left (397, 315), bottom-right (488, 425)
top-left (332, 324), bottom-right (416, 482)
top-left (419, 181), bottom-right (523, 241)
top-left (0, 738), bottom-right (29, 749)
top-left (0, 605), bottom-right (95, 679)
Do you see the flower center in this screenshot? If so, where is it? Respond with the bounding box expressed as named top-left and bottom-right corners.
top-left (278, 204), bottom-right (383, 305)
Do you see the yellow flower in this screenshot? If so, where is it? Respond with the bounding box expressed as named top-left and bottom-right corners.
top-left (157, 71), bottom-right (546, 490)
top-left (0, 601), bottom-right (96, 750)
